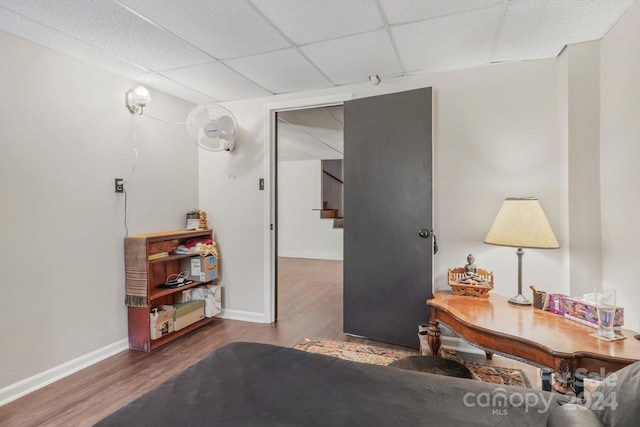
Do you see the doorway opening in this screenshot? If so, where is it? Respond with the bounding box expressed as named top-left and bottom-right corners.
top-left (275, 105), bottom-right (344, 323)
top-left (263, 93), bottom-right (351, 323)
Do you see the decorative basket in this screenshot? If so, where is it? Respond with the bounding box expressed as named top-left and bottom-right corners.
top-left (149, 239), bottom-right (179, 255)
top-left (447, 267), bottom-right (494, 298)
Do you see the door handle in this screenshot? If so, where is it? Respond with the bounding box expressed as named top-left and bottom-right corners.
top-left (418, 228), bottom-right (438, 255)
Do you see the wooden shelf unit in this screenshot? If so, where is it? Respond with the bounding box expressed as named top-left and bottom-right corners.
top-left (125, 229), bottom-right (217, 352)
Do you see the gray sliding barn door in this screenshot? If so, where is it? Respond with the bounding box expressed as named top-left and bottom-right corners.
top-left (343, 88), bottom-right (433, 348)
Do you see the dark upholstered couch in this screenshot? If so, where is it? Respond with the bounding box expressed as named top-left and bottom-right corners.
top-left (547, 357), bottom-right (640, 427)
top-left (96, 342), bottom-right (640, 427)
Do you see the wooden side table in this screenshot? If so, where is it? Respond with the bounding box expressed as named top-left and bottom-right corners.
top-left (427, 291), bottom-right (640, 392)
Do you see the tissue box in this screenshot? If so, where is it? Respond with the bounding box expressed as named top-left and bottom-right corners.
top-left (181, 255), bottom-right (218, 282)
top-left (563, 297), bottom-right (624, 329)
top-left (548, 294), bottom-right (567, 315)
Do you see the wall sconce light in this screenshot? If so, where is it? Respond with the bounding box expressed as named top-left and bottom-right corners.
top-left (125, 85), bottom-right (151, 115)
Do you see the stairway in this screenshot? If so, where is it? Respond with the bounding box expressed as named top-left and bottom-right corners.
top-left (321, 201), bottom-right (343, 229)
top-left (320, 201), bottom-right (338, 218)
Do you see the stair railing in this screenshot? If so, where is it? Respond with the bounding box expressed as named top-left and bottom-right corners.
top-left (322, 169), bottom-right (343, 184)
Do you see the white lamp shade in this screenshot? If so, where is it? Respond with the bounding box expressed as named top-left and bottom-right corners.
top-left (132, 85), bottom-right (151, 106)
top-left (484, 197), bottom-right (559, 249)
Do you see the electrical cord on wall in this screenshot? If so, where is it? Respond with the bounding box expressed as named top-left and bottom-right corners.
top-left (122, 122), bottom-right (139, 237)
top-left (125, 146), bottom-right (138, 185)
top-left (120, 113), bottom-right (185, 236)
top-left (123, 186), bottom-right (129, 237)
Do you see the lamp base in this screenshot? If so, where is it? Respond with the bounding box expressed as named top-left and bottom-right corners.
top-left (508, 293), bottom-right (532, 305)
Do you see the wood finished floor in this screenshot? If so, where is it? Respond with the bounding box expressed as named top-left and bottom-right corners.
top-left (0, 257), bottom-right (539, 426)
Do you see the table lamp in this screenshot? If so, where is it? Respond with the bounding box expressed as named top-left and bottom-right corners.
top-left (484, 197), bottom-right (559, 305)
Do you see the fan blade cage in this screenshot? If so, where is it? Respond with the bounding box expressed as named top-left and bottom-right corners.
top-left (186, 103), bottom-right (239, 152)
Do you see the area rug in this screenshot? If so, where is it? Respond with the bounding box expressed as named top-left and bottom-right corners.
top-left (294, 337), bottom-right (531, 388)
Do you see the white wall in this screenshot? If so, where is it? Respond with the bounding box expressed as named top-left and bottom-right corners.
top-left (431, 61), bottom-right (568, 297)
top-left (563, 41), bottom-right (604, 298)
top-left (0, 31), bottom-right (197, 395)
top-left (278, 160), bottom-right (343, 260)
top-left (197, 101), bottom-right (265, 320)
top-left (199, 58), bottom-right (569, 321)
top-left (600, 0), bottom-right (640, 333)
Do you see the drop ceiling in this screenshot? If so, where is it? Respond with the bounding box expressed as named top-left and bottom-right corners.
top-left (278, 106), bottom-right (344, 162)
top-left (0, 0), bottom-right (634, 106)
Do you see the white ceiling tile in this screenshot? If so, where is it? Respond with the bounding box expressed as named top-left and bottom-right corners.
top-left (301, 30), bottom-right (401, 85)
top-left (326, 105), bottom-right (344, 124)
top-left (0, 7), bottom-right (147, 77)
top-left (134, 73), bottom-right (214, 105)
top-left (160, 61), bottom-right (272, 101)
top-left (0, 0), bottom-right (211, 70)
top-left (250, 0), bottom-right (383, 45)
top-left (279, 136), bottom-right (342, 160)
top-left (494, 0), bottom-right (636, 62)
top-left (279, 106), bottom-right (343, 130)
top-left (277, 146), bottom-right (317, 162)
top-left (393, 6), bottom-right (502, 73)
top-left (226, 49), bottom-right (333, 94)
top-left (277, 108), bottom-right (343, 161)
top-left (278, 139), bottom-right (340, 161)
top-left (379, 0), bottom-right (502, 24)
top-left (313, 132), bottom-right (343, 153)
top-left (117, 0), bottom-right (291, 59)
top-left (278, 119), bottom-right (343, 159)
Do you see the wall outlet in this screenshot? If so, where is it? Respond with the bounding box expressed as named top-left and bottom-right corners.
top-left (115, 178), bottom-right (124, 193)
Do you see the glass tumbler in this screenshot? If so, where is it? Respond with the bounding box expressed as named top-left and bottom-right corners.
top-left (596, 287), bottom-right (617, 339)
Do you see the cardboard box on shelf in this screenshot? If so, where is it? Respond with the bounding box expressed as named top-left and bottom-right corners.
top-left (174, 299), bottom-right (205, 331)
top-left (181, 255), bottom-right (218, 282)
top-left (150, 307), bottom-right (175, 340)
top-left (174, 289), bottom-right (192, 304)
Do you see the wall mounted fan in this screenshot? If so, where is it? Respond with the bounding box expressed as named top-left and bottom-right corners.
top-left (186, 103), bottom-right (238, 152)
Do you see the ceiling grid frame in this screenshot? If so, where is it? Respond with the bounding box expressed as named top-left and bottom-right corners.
top-left (0, 0), bottom-right (633, 103)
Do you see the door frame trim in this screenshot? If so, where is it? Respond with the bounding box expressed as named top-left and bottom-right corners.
top-left (263, 93), bottom-right (353, 323)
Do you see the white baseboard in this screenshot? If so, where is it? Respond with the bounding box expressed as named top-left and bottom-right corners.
top-left (440, 336), bottom-right (485, 356)
top-left (219, 309), bottom-right (268, 323)
top-left (0, 338), bottom-right (128, 407)
top-left (278, 252), bottom-right (343, 261)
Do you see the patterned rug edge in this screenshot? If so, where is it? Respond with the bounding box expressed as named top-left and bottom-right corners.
top-left (465, 362), bottom-right (532, 388)
top-left (293, 337), bottom-right (531, 388)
